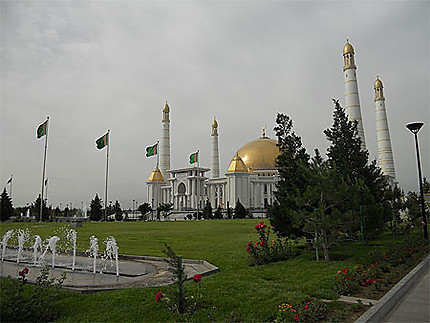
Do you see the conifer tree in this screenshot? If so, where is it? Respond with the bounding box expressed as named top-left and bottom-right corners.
top-left (89, 194), bottom-right (103, 221)
top-left (324, 99), bottom-right (390, 238)
top-left (268, 113), bottom-right (310, 237)
top-left (32, 195), bottom-right (49, 221)
top-left (202, 200), bottom-right (213, 219)
top-left (0, 188), bottom-right (14, 221)
top-left (233, 199), bottom-right (247, 219)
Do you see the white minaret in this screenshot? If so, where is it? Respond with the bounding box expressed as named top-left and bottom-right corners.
top-left (210, 118), bottom-right (220, 178)
top-left (159, 101), bottom-right (171, 178)
top-left (343, 40), bottom-right (366, 150)
top-left (374, 77), bottom-right (396, 182)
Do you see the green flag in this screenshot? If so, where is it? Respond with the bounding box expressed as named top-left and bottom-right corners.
top-left (146, 143), bottom-right (158, 157)
top-left (37, 120), bottom-right (48, 139)
top-left (189, 151), bottom-right (198, 164)
top-left (96, 132), bottom-right (109, 149)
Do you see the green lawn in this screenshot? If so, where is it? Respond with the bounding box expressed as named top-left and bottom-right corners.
top-left (0, 220), bottom-right (424, 322)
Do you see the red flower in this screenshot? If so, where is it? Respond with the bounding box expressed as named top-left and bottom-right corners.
top-left (362, 281), bottom-right (367, 286)
top-left (18, 271), bottom-right (23, 277)
top-left (343, 268), bottom-right (349, 274)
top-left (193, 273), bottom-right (202, 282)
top-left (246, 241), bottom-right (252, 253)
top-left (337, 270), bottom-right (341, 274)
top-left (155, 291), bottom-right (164, 302)
top-left (23, 267), bottom-right (29, 274)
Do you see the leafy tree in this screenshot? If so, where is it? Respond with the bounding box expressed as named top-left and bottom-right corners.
top-left (32, 195), bottom-right (49, 222)
top-left (423, 177), bottom-right (430, 194)
top-left (137, 202), bottom-right (151, 220)
top-left (202, 200), bottom-right (213, 219)
top-left (157, 203), bottom-right (173, 220)
top-left (387, 184), bottom-right (405, 234)
top-left (404, 191), bottom-right (422, 225)
top-left (0, 188), bottom-right (14, 221)
top-left (295, 150), bottom-right (354, 260)
top-left (268, 113), bottom-right (310, 237)
top-left (324, 99), bottom-right (390, 238)
top-left (114, 200), bottom-right (123, 221)
top-left (233, 199), bottom-right (247, 219)
top-left (89, 194), bottom-right (103, 221)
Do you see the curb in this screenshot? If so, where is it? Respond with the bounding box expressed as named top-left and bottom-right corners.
top-left (355, 255), bottom-right (429, 323)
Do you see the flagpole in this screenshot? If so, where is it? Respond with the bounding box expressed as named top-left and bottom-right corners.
top-left (196, 150), bottom-right (200, 218)
top-left (40, 116), bottom-right (49, 222)
top-left (45, 178), bottom-right (48, 203)
top-left (9, 175), bottom-right (13, 200)
top-left (104, 130), bottom-right (110, 221)
top-left (156, 141), bottom-right (160, 168)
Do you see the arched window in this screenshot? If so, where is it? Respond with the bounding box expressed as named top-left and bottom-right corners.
top-left (178, 183), bottom-right (186, 195)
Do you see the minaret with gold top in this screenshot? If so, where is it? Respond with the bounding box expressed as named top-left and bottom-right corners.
top-left (159, 101), bottom-right (171, 178)
top-left (343, 40), bottom-right (366, 149)
top-left (210, 118), bottom-right (220, 178)
top-left (374, 76), bottom-right (396, 182)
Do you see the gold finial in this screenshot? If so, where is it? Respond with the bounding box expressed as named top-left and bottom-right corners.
top-left (262, 125), bottom-right (267, 138)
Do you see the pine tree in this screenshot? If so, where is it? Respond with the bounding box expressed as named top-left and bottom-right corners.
top-left (202, 200), bottom-right (213, 219)
top-left (0, 188), bottom-right (14, 221)
top-left (32, 195), bottom-right (49, 221)
top-left (89, 194), bottom-right (103, 221)
top-left (233, 199), bottom-right (247, 219)
top-left (268, 113), bottom-right (310, 237)
top-left (324, 99), bottom-right (390, 238)
top-left (114, 200), bottom-right (123, 221)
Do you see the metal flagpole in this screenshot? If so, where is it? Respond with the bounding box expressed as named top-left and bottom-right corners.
top-left (45, 178), bottom-right (48, 204)
top-left (40, 116), bottom-right (49, 222)
top-left (196, 150), bottom-right (200, 218)
top-left (104, 130), bottom-right (110, 222)
top-left (8, 175), bottom-right (13, 200)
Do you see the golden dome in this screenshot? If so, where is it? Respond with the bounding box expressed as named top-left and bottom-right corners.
top-left (374, 77), bottom-right (383, 89)
top-left (227, 154), bottom-right (248, 173)
top-left (147, 167), bottom-right (165, 182)
top-left (343, 41), bottom-right (354, 55)
top-left (163, 102), bottom-right (170, 113)
top-left (212, 118), bottom-right (218, 128)
top-left (233, 136), bottom-right (280, 171)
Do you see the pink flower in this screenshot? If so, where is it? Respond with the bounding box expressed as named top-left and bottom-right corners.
top-left (246, 241), bottom-right (252, 253)
top-left (155, 291), bottom-right (164, 302)
top-left (193, 273), bottom-right (202, 282)
top-left (337, 270), bottom-right (341, 274)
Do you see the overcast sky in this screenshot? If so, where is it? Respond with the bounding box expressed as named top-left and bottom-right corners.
top-left (1, 0), bottom-right (429, 210)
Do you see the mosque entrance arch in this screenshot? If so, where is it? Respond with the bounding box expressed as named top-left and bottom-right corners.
top-left (177, 182), bottom-right (187, 210)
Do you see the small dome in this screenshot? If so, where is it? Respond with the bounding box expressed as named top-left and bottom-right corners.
top-left (148, 167), bottom-right (165, 182)
top-left (233, 136), bottom-right (280, 171)
top-left (227, 154), bottom-right (248, 173)
top-left (343, 41), bottom-right (354, 55)
top-left (163, 102), bottom-right (170, 113)
top-left (374, 77), bottom-right (383, 89)
top-left (212, 118), bottom-right (218, 128)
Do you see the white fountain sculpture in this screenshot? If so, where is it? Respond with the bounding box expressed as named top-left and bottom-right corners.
top-left (103, 236), bottom-right (119, 276)
top-left (89, 235), bottom-right (99, 274)
top-left (66, 229), bottom-right (77, 271)
top-left (1, 230), bottom-right (14, 261)
top-left (41, 236), bottom-right (60, 268)
top-left (33, 235), bottom-right (43, 266)
top-left (16, 229), bottom-right (30, 264)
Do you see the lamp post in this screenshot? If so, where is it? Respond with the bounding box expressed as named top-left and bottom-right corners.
top-left (406, 121), bottom-right (428, 241)
top-left (133, 199), bottom-right (135, 220)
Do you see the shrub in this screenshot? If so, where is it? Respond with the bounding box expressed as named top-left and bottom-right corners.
top-left (0, 266), bottom-right (66, 322)
top-left (247, 221), bottom-right (298, 265)
top-left (276, 299), bottom-right (329, 323)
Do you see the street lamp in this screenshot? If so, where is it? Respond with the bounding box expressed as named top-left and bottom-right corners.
top-left (406, 121), bottom-right (428, 240)
top-left (133, 199), bottom-right (135, 220)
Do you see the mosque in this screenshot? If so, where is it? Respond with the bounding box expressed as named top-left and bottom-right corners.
top-left (146, 40), bottom-right (396, 215)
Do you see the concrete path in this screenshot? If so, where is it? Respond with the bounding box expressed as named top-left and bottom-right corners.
top-left (382, 269), bottom-right (429, 323)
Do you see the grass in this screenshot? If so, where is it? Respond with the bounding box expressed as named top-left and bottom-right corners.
top-left (0, 220), bottom-right (426, 322)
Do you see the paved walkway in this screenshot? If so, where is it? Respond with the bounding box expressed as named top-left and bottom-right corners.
top-left (382, 269), bottom-right (429, 323)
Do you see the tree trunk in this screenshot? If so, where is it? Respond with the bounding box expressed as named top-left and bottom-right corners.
top-left (321, 229), bottom-right (330, 261)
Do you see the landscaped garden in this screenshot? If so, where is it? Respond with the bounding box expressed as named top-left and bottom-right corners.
top-left (1, 219), bottom-right (428, 322)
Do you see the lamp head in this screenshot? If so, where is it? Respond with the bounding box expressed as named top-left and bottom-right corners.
top-left (406, 122), bottom-right (424, 134)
